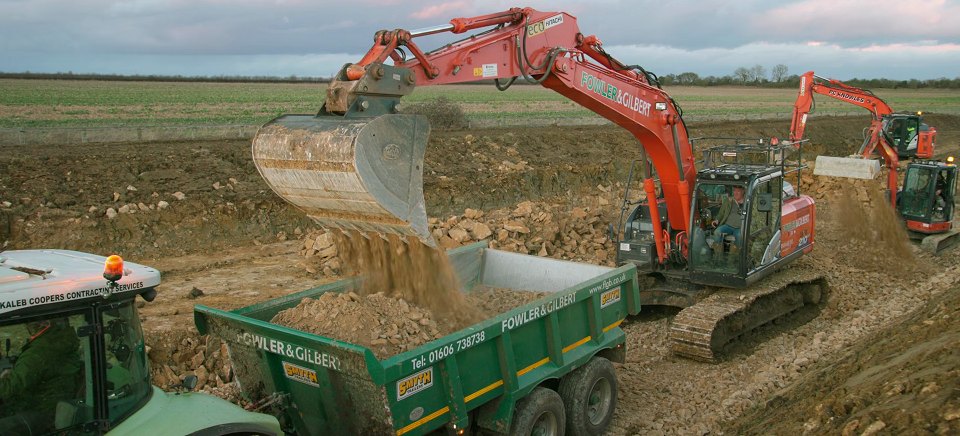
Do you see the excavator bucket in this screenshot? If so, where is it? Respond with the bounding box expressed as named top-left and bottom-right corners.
top-left (252, 113), bottom-right (433, 245)
top-left (812, 155), bottom-right (881, 180)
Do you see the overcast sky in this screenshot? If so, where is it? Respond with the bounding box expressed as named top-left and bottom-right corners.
top-left (2, 0), bottom-right (958, 80)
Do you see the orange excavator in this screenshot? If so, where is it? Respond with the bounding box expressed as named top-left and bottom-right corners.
top-left (789, 71), bottom-right (936, 200)
top-left (251, 7), bottom-right (824, 361)
top-left (790, 71), bottom-right (957, 252)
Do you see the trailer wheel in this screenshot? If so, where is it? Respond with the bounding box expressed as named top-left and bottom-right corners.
top-left (558, 357), bottom-right (617, 435)
top-left (510, 387), bottom-right (565, 436)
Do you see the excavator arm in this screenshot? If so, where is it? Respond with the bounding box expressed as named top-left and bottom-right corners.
top-left (789, 71), bottom-right (894, 143)
top-left (341, 8), bottom-right (695, 233)
top-left (256, 7), bottom-right (695, 263)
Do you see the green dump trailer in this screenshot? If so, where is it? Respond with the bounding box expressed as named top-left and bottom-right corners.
top-left (195, 242), bottom-right (640, 435)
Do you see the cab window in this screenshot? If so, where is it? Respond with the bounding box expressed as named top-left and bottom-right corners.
top-left (0, 312), bottom-right (94, 434)
top-left (102, 299), bottom-right (152, 426)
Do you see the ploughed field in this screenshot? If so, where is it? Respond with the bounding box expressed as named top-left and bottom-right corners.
top-left (3, 115), bottom-right (960, 433)
top-left (3, 79), bottom-right (960, 128)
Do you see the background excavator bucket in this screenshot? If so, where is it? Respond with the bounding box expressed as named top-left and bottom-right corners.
top-left (252, 113), bottom-right (433, 245)
top-left (813, 155), bottom-right (881, 180)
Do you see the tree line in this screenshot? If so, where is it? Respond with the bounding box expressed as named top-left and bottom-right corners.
top-left (3, 68), bottom-right (960, 89)
top-left (658, 64), bottom-right (960, 89)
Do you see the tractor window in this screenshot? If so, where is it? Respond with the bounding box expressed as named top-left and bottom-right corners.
top-left (102, 299), bottom-right (152, 426)
top-left (747, 178), bottom-right (782, 271)
top-left (0, 312), bottom-right (95, 434)
top-left (689, 183), bottom-right (743, 275)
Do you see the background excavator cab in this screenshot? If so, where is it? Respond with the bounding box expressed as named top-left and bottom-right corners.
top-left (898, 160), bottom-right (957, 234)
top-left (883, 113), bottom-right (935, 158)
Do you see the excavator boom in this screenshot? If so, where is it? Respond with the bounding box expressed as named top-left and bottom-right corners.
top-left (254, 7), bottom-right (696, 257)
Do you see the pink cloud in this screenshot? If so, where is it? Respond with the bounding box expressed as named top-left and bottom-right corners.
top-left (409, 1), bottom-right (470, 20)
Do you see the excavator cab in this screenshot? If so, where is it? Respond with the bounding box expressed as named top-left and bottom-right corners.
top-left (883, 113), bottom-right (936, 159)
top-left (898, 160), bottom-right (957, 234)
top-left (687, 141), bottom-right (813, 288)
top-left (617, 140), bottom-right (814, 288)
top-left (688, 173), bottom-right (788, 287)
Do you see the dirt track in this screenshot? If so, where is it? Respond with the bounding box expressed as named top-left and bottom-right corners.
top-left (2, 114), bottom-right (960, 433)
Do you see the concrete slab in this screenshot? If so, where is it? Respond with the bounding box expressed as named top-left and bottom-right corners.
top-left (813, 156), bottom-right (881, 179)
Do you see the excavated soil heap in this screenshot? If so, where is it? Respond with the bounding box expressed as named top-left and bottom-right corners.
top-left (271, 288), bottom-right (546, 359)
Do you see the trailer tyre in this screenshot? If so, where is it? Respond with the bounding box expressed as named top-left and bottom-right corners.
top-left (558, 357), bottom-right (617, 435)
top-left (510, 387), bottom-right (565, 436)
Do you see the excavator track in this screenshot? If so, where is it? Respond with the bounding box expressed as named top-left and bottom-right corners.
top-left (670, 267), bottom-right (826, 362)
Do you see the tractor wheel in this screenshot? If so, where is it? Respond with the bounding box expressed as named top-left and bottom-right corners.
top-left (509, 387), bottom-right (565, 436)
top-left (558, 357), bottom-right (618, 435)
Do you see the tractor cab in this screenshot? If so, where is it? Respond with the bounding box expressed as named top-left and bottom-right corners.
top-left (0, 250), bottom-right (280, 435)
top-left (883, 113), bottom-right (936, 158)
top-left (0, 250), bottom-right (161, 434)
top-left (686, 140), bottom-right (814, 288)
top-left (898, 159), bottom-right (957, 234)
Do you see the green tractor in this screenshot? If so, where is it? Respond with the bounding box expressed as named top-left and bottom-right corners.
top-left (0, 250), bottom-right (280, 435)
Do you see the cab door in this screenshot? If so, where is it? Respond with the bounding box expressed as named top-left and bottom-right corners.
top-left (745, 175), bottom-right (782, 272)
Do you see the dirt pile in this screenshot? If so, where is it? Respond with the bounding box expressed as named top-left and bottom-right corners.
top-left (0, 140), bottom-right (310, 259)
top-left (431, 199), bottom-right (617, 265)
top-left (272, 292), bottom-right (444, 359)
top-left (803, 172), bottom-right (918, 274)
top-left (146, 333), bottom-right (239, 399)
top-left (727, 278), bottom-right (960, 435)
top-left (271, 288), bottom-right (548, 359)
top-left (296, 195), bottom-right (621, 281)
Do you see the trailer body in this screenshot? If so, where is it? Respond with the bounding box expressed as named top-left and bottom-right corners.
top-left (195, 242), bottom-right (640, 435)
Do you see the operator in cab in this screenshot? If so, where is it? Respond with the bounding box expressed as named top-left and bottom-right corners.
top-left (708, 186), bottom-right (746, 250)
top-left (0, 317), bottom-right (83, 435)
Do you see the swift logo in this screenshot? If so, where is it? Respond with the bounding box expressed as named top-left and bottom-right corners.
top-left (397, 367), bottom-right (433, 400)
top-left (282, 361), bottom-right (320, 387)
top-left (600, 287), bottom-right (622, 308)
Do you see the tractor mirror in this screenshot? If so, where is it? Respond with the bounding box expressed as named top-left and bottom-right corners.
top-left (756, 193), bottom-right (773, 212)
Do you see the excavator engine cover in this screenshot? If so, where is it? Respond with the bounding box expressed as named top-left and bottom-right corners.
top-left (252, 113), bottom-right (432, 244)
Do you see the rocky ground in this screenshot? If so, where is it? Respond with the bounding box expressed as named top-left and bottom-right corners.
top-left (2, 114), bottom-right (960, 431)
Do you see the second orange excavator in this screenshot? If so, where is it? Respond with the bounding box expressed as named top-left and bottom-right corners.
top-left (789, 71), bottom-right (957, 253)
